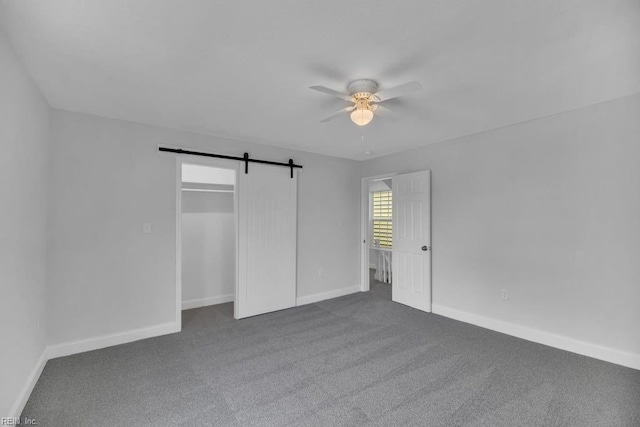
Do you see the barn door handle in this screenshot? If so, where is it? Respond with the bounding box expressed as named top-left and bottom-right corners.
top-left (421, 246), bottom-right (430, 251)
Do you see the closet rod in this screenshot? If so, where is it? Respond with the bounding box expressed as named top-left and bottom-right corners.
top-left (158, 147), bottom-right (302, 177)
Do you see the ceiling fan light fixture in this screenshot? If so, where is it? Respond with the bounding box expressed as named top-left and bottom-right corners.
top-left (350, 107), bottom-right (374, 126)
top-left (310, 78), bottom-right (422, 125)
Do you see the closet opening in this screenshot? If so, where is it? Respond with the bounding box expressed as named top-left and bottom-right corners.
top-left (178, 161), bottom-right (237, 323)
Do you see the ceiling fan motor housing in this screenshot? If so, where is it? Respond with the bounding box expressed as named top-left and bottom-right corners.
top-left (347, 79), bottom-right (378, 98)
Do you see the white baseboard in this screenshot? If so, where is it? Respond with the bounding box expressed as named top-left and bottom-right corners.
top-left (296, 285), bottom-right (361, 306)
top-left (9, 349), bottom-right (48, 419)
top-left (432, 304), bottom-right (640, 371)
top-left (10, 322), bottom-right (177, 416)
top-left (182, 294), bottom-right (234, 310)
top-left (46, 322), bottom-right (178, 360)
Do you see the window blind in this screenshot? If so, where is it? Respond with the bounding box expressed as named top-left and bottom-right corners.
top-left (372, 190), bottom-right (392, 248)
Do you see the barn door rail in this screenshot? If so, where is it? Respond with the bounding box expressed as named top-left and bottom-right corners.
top-left (158, 147), bottom-right (302, 178)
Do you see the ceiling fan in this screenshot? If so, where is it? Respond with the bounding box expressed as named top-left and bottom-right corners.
top-left (309, 79), bottom-right (423, 126)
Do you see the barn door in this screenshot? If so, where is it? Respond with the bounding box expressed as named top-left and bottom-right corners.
top-left (236, 163), bottom-right (297, 319)
top-left (392, 170), bottom-right (432, 312)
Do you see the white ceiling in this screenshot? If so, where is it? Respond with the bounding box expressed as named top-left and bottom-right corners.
top-left (1, 1), bottom-right (639, 160)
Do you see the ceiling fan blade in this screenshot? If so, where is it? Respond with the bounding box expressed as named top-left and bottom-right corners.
top-left (320, 106), bottom-right (354, 123)
top-left (309, 85), bottom-right (353, 102)
top-left (372, 81), bottom-right (423, 102)
top-left (372, 104), bottom-right (400, 122)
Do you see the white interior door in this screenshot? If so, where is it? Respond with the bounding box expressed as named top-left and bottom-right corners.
top-left (392, 170), bottom-right (432, 312)
top-left (236, 163), bottom-right (298, 319)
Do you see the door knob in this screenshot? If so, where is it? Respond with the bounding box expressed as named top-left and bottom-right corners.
top-left (421, 245), bottom-right (430, 251)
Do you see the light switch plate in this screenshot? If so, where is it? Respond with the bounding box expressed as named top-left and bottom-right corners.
top-left (142, 222), bottom-right (152, 234)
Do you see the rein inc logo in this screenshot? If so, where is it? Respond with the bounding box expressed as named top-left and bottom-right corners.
top-left (1, 418), bottom-right (37, 425)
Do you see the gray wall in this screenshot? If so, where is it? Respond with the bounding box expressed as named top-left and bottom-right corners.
top-left (362, 93), bottom-right (640, 356)
top-left (0, 29), bottom-right (50, 415)
top-left (47, 110), bottom-right (361, 346)
top-left (181, 191), bottom-right (235, 304)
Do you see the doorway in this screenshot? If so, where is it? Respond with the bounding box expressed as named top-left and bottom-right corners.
top-left (176, 158), bottom-right (239, 330)
top-left (181, 162), bottom-right (236, 311)
top-left (360, 171), bottom-right (432, 312)
top-left (360, 173), bottom-right (396, 294)
top-left (175, 154), bottom-right (299, 328)
top-left (368, 177), bottom-right (394, 300)
top-left (180, 161), bottom-right (237, 317)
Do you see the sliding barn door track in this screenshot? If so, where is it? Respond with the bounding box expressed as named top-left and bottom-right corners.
top-left (159, 147), bottom-right (302, 178)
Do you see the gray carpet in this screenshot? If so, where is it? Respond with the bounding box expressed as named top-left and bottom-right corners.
top-left (22, 278), bottom-right (640, 426)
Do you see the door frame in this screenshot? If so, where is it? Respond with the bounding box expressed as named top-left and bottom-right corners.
top-left (360, 172), bottom-right (397, 292)
top-left (175, 155), bottom-right (240, 332)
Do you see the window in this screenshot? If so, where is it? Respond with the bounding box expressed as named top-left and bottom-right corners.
top-left (372, 190), bottom-right (392, 248)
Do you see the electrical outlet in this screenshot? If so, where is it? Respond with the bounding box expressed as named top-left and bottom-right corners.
top-left (318, 268), bottom-right (324, 279)
top-left (501, 289), bottom-right (509, 300)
